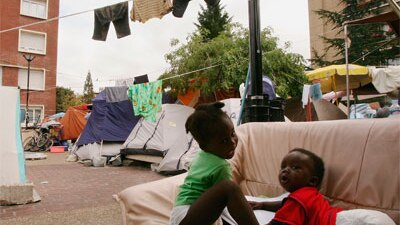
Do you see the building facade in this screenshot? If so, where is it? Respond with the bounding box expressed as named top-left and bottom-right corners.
top-left (0, 0), bottom-right (59, 126)
top-left (308, 0), bottom-right (344, 64)
top-left (308, 0), bottom-right (400, 66)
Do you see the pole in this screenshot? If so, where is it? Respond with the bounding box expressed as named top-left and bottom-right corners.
top-left (23, 54), bottom-right (35, 129)
top-left (344, 24), bottom-right (350, 119)
top-left (242, 0), bottom-right (271, 123)
top-left (248, 0), bottom-right (263, 96)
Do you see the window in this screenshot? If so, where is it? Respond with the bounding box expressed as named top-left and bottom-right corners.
top-left (19, 29), bottom-right (47, 55)
top-left (20, 0), bottom-right (48, 19)
top-left (18, 68), bottom-right (45, 90)
top-left (20, 106), bottom-right (43, 127)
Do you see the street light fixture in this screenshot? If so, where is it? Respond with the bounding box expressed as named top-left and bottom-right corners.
top-left (23, 54), bottom-right (35, 129)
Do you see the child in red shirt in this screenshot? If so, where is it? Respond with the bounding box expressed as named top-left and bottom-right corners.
top-left (249, 148), bottom-right (341, 225)
top-left (248, 148), bottom-right (395, 225)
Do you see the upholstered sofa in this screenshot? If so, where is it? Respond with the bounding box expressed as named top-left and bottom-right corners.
top-left (114, 118), bottom-right (400, 225)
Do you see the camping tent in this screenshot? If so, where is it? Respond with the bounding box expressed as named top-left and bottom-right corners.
top-left (73, 89), bottom-right (141, 161)
top-left (121, 104), bottom-right (194, 173)
top-left (0, 87), bottom-right (26, 185)
top-left (220, 98), bottom-right (242, 126)
top-left (59, 105), bottom-right (90, 141)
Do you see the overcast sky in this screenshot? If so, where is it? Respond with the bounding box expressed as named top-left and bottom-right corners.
top-left (57, 0), bottom-right (310, 94)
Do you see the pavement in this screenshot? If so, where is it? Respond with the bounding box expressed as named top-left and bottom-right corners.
top-left (0, 152), bottom-right (165, 225)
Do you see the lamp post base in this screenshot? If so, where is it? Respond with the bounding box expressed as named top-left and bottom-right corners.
top-left (242, 95), bottom-right (285, 123)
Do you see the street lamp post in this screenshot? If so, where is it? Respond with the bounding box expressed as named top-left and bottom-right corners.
top-left (241, 0), bottom-right (284, 123)
top-left (23, 54), bottom-right (35, 129)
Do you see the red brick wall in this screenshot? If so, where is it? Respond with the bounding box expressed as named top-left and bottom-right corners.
top-left (0, 1), bottom-right (59, 116)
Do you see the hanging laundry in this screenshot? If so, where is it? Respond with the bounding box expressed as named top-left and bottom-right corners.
top-left (92, 2), bottom-right (131, 41)
top-left (131, 0), bottom-right (172, 23)
top-left (115, 78), bottom-right (134, 86)
top-left (172, 0), bottom-right (190, 18)
top-left (134, 74), bottom-right (149, 84)
top-left (173, 0), bottom-right (220, 18)
top-left (128, 80), bottom-right (163, 122)
top-left (309, 83), bottom-right (322, 101)
top-left (302, 84), bottom-right (311, 108)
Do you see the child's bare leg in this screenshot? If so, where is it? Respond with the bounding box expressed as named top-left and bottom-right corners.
top-left (180, 180), bottom-right (259, 225)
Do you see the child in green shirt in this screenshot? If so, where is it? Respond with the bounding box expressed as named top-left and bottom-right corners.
top-left (170, 102), bottom-right (258, 225)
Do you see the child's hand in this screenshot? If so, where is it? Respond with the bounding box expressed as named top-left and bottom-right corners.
top-left (248, 201), bottom-right (264, 210)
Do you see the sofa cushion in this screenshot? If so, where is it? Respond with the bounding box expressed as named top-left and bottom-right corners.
top-left (114, 173), bottom-right (186, 225)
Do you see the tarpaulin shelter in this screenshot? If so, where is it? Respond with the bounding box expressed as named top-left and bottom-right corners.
top-left (49, 112), bottom-right (65, 120)
top-left (59, 105), bottom-right (90, 141)
top-left (76, 90), bottom-right (140, 146)
top-left (74, 89), bottom-right (141, 161)
top-left (246, 75), bottom-right (277, 100)
top-left (369, 66), bottom-right (400, 94)
top-left (121, 104), bottom-right (194, 173)
top-left (306, 64), bottom-right (371, 93)
top-left (178, 89), bottom-right (200, 107)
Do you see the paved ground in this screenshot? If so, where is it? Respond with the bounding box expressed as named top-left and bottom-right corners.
top-left (0, 152), bottom-right (164, 225)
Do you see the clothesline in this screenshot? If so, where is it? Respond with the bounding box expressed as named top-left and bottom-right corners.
top-left (160, 64), bottom-right (222, 81)
top-left (18, 63), bottom-right (222, 94)
top-left (0, 0), bottom-right (132, 34)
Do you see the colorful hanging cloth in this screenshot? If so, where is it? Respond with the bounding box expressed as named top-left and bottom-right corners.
top-left (128, 80), bottom-right (163, 122)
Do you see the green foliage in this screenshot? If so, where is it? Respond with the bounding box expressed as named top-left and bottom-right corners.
top-left (312, 0), bottom-right (399, 66)
top-left (82, 71), bottom-right (95, 104)
top-left (160, 24), bottom-right (306, 98)
top-left (56, 86), bottom-right (83, 113)
top-left (194, 3), bottom-right (232, 41)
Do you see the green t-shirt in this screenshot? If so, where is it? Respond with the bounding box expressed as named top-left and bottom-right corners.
top-left (175, 150), bottom-right (232, 206)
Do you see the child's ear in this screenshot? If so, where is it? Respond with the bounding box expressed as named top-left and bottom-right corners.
top-left (309, 176), bottom-right (320, 187)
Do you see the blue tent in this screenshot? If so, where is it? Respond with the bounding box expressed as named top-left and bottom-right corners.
top-left (76, 90), bottom-right (140, 147)
top-left (247, 75), bottom-right (276, 100)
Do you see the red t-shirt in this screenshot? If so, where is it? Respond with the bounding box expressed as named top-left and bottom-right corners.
top-left (272, 187), bottom-right (342, 225)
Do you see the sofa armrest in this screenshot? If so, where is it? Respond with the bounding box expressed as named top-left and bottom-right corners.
top-left (114, 173), bottom-right (187, 225)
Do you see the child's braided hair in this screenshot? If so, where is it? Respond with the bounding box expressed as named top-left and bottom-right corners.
top-left (185, 102), bottom-right (227, 148)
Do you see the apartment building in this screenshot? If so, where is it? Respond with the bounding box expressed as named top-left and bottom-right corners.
top-left (308, 0), bottom-right (400, 66)
top-left (0, 0), bottom-right (59, 126)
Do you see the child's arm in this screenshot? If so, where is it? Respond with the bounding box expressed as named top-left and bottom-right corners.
top-left (248, 200), bottom-right (282, 212)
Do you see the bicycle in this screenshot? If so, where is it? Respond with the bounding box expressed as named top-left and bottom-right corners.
top-left (23, 117), bottom-right (53, 152)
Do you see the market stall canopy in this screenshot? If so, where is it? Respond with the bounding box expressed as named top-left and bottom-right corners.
top-left (306, 64), bottom-right (371, 93)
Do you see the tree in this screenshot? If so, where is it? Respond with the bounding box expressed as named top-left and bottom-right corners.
top-left (56, 86), bottom-right (83, 113)
top-left (82, 71), bottom-right (95, 104)
top-left (194, 3), bottom-right (232, 41)
top-left (160, 24), bottom-right (306, 99)
top-left (311, 0), bottom-right (399, 66)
